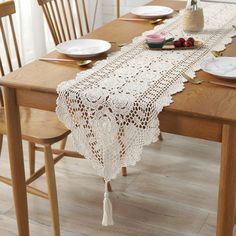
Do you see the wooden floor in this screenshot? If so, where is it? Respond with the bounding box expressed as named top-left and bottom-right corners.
top-left (0, 133), bottom-right (236, 236)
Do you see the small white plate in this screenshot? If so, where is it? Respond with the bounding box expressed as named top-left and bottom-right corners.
top-left (56, 39), bottom-right (111, 58)
top-left (201, 57), bottom-right (236, 80)
top-left (131, 5), bottom-right (174, 19)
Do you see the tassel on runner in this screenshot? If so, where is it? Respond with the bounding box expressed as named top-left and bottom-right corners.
top-left (102, 181), bottom-right (114, 226)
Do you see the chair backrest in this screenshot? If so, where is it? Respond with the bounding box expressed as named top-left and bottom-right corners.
top-left (0, 0), bottom-right (21, 76)
top-left (0, 0), bottom-right (21, 106)
top-left (38, 0), bottom-right (90, 45)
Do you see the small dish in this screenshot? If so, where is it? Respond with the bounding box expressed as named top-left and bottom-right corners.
top-left (146, 34), bottom-right (165, 43)
top-left (146, 39), bottom-right (203, 50)
top-left (146, 37), bottom-right (174, 49)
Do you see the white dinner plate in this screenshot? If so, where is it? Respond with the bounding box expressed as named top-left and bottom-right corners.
top-left (201, 0), bottom-right (236, 4)
top-left (56, 39), bottom-right (111, 58)
top-left (201, 57), bottom-right (236, 80)
top-left (131, 6), bottom-right (174, 19)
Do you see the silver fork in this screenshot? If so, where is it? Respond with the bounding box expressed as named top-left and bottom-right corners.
top-left (182, 73), bottom-right (205, 84)
top-left (211, 50), bottom-right (223, 57)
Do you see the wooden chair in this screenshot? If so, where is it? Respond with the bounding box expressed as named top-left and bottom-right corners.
top-left (0, 1), bottom-right (85, 235)
top-left (37, 0), bottom-right (91, 45)
top-left (38, 0), bottom-right (123, 44)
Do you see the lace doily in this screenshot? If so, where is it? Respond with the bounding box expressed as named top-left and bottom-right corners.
top-left (56, 2), bottom-right (236, 182)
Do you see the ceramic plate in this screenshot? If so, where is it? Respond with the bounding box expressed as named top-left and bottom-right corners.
top-left (56, 39), bottom-right (111, 58)
top-left (201, 0), bottom-right (236, 4)
top-left (201, 57), bottom-right (236, 80)
top-left (131, 6), bottom-right (174, 19)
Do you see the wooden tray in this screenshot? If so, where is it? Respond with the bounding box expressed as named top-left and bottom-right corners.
top-left (146, 40), bottom-right (203, 50)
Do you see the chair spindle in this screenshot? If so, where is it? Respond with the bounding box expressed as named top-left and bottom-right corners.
top-left (49, 1), bottom-right (62, 43)
top-left (60, 0), bottom-right (71, 40)
top-left (81, 0), bottom-right (89, 33)
top-left (38, 0), bottom-right (93, 45)
top-left (67, 0), bottom-right (77, 39)
top-left (74, 0), bottom-right (83, 36)
top-left (0, 18), bottom-right (13, 72)
top-left (9, 15), bottom-right (21, 68)
top-left (117, 0), bottom-right (120, 18)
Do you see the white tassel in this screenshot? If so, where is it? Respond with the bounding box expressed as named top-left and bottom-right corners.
top-left (102, 181), bottom-right (114, 226)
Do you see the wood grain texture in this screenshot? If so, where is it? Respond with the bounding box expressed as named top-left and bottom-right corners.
top-left (216, 124), bottom-right (236, 236)
top-left (44, 145), bottom-right (60, 236)
top-left (0, 0), bottom-right (15, 18)
top-left (0, 18), bottom-right (13, 72)
top-left (0, 107), bottom-right (70, 144)
top-left (0, 133), bottom-right (234, 236)
top-left (9, 14), bottom-right (21, 68)
top-left (117, 0), bottom-right (120, 18)
top-left (3, 87), bottom-right (29, 236)
top-left (0, 176), bottom-right (49, 200)
top-left (1, 1), bottom-right (236, 235)
top-left (0, 134), bottom-right (2, 156)
top-left (159, 112), bottom-right (223, 142)
top-left (1, 0), bottom-right (236, 124)
top-left (0, 2), bottom-right (73, 235)
top-left (0, 0), bottom-right (69, 146)
top-left (29, 142), bottom-right (36, 176)
top-left (38, 0), bottom-right (90, 44)
top-left (0, 0), bottom-right (20, 75)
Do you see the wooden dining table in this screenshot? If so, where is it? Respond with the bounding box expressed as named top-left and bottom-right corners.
top-left (0, 0), bottom-right (236, 235)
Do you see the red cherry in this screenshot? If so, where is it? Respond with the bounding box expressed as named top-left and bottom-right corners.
top-left (187, 37), bottom-right (194, 44)
top-left (186, 40), bottom-right (193, 46)
top-left (173, 40), bottom-right (182, 48)
top-left (184, 41), bottom-right (191, 47)
top-left (178, 38), bottom-right (185, 45)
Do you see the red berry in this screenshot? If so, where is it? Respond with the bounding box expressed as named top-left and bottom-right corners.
top-left (173, 40), bottom-right (182, 48)
top-left (186, 40), bottom-right (193, 46)
top-left (178, 38), bottom-right (185, 45)
top-left (184, 41), bottom-right (191, 47)
top-left (187, 37), bottom-right (194, 44)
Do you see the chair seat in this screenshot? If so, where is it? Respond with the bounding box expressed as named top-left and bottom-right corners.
top-left (0, 107), bottom-right (70, 144)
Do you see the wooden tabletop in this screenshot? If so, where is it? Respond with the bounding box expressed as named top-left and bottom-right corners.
top-left (1, 0), bottom-right (236, 123)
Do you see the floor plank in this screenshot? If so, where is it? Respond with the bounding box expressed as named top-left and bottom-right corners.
top-left (0, 133), bottom-right (235, 235)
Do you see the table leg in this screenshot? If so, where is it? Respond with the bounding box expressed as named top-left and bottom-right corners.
top-left (216, 124), bottom-right (236, 236)
top-left (3, 87), bottom-right (29, 236)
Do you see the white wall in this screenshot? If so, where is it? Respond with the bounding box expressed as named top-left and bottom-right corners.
top-left (102, 0), bottom-right (151, 23)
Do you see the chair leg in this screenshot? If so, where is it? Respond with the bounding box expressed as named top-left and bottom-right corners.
top-left (102, 179), bottom-right (112, 192)
top-left (122, 167), bottom-right (127, 176)
top-left (28, 142), bottom-right (36, 176)
top-left (158, 132), bottom-right (164, 141)
top-left (59, 137), bottom-right (67, 150)
top-left (234, 194), bottom-right (236, 224)
top-left (0, 134), bottom-right (3, 157)
top-left (121, 132), bottom-right (163, 181)
top-left (107, 181), bottom-right (112, 192)
top-left (44, 145), bottom-right (60, 236)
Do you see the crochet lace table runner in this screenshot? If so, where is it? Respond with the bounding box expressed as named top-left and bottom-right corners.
top-left (56, 2), bottom-right (236, 225)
